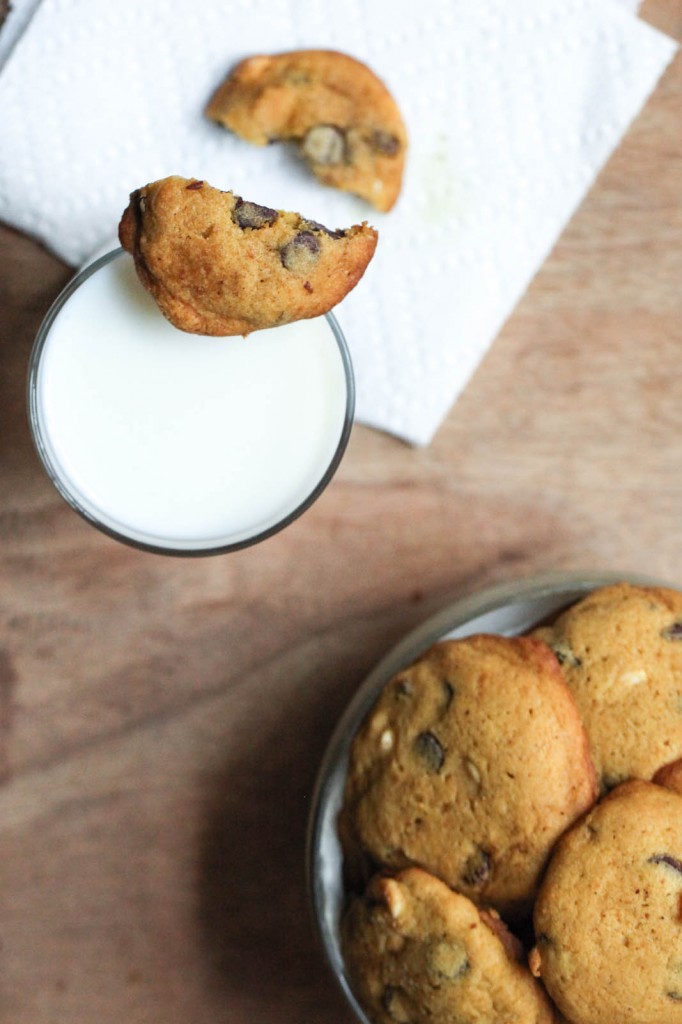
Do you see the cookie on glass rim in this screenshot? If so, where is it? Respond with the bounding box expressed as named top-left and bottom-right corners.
top-left (119, 175), bottom-right (377, 336)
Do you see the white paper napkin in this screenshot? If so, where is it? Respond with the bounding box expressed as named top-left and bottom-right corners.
top-left (0, 0), bottom-right (676, 444)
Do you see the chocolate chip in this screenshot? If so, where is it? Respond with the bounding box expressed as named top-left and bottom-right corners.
top-left (382, 986), bottom-right (411, 1023)
top-left (414, 731), bottom-right (444, 773)
top-left (551, 642), bottom-right (582, 668)
top-left (394, 677), bottom-right (414, 697)
top-left (461, 848), bottom-right (492, 888)
top-left (648, 853), bottom-right (682, 875)
top-left (442, 680), bottom-right (455, 707)
top-left (662, 622), bottom-right (682, 640)
top-left (185, 180), bottom-right (204, 190)
top-left (302, 218), bottom-right (345, 239)
top-left (668, 991), bottom-right (682, 1002)
top-left (232, 197), bottom-right (279, 229)
top-left (301, 124), bottom-right (346, 165)
top-left (280, 231), bottom-right (321, 272)
top-left (369, 129), bottom-right (401, 156)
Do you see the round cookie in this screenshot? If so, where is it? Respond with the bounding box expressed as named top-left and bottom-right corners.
top-left (342, 867), bottom-right (558, 1024)
top-left (533, 582), bottom-right (682, 788)
top-left (339, 634), bottom-right (598, 918)
top-left (118, 175), bottom-right (377, 335)
top-left (530, 780), bottom-right (682, 1024)
top-left (206, 49), bottom-right (407, 212)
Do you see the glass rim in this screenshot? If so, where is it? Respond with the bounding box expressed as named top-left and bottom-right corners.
top-left (27, 247), bottom-right (356, 557)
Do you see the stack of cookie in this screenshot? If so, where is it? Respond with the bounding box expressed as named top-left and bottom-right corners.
top-left (338, 583), bottom-right (682, 1024)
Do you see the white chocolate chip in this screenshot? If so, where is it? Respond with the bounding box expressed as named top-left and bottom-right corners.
top-left (427, 939), bottom-right (469, 980)
top-left (380, 728), bottom-right (395, 753)
top-left (620, 669), bottom-right (648, 686)
top-left (382, 879), bottom-right (406, 920)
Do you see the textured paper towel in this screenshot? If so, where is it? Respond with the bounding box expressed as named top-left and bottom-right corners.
top-left (0, 0), bottom-right (676, 444)
top-left (0, 0), bottom-right (646, 68)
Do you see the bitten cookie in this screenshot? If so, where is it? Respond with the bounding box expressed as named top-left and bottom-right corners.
top-left (533, 582), bottom-right (682, 788)
top-left (342, 867), bottom-right (558, 1024)
top-left (530, 780), bottom-right (682, 1024)
top-left (339, 634), bottom-right (598, 918)
top-left (118, 175), bottom-right (377, 335)
top-left (206, 49), bottom-right (407, 212)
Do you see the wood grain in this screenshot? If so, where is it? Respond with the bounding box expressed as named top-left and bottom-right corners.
top-left (1, 5), bottom-right (681, 1021)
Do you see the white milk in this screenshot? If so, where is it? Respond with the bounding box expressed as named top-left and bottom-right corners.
top-left (30, 252), bottom-right (352, 552)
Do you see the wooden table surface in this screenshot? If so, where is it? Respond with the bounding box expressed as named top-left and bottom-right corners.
top-left (1, 3), bottom-right (681, 1021)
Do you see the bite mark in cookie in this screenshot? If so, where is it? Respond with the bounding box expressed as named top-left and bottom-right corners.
top-left (118, 175), bottom-right (377, 336)
top-left (206, 49), bottom-right (407, 212)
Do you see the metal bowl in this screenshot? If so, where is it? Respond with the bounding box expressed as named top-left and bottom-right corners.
top-left (305, 569), bottom-right (662, 1023)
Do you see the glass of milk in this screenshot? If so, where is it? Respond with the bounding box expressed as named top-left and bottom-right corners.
top-left (27, 248), bottom-right (355, 555)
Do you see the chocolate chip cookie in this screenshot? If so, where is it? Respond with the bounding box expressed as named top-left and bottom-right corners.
top-left (206, 49), bottom-right (407, 212)
top-left (339, 634), bottom-right (598, 918)
top-left (118, 175), bottom-right (377, 335)
top-left (342, 867), bottom-right (557, 1024)
top-left (533, 582), bottom-right (682, 788)
top-left (530, 780), bottom-right (682, 1024)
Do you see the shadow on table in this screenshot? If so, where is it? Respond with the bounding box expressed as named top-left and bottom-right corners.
top-left (195, 653), bottom-right (366, 1022)
top-left (0, 226), bottom-right (70, 472)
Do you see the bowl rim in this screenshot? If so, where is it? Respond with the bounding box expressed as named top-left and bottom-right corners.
top-left (304, 568), bottom-right (669, 1022)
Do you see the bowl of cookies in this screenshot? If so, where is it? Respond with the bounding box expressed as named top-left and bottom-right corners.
top-left (306, 571), bottom-right (682, 1024)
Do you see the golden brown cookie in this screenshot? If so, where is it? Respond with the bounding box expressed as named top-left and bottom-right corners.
top-left (533, 582), bottom-right (682, 788)
top-left (530, 780), bottom-right (682, 1024)
top-left (118, 175), bottom-right (377, 335)
top-left (342, 867), bottom-right (558, 1024)
top-left (206, 50), bottom-right (407, 212)
top-left (339, 634), bottom-right (598, 918)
